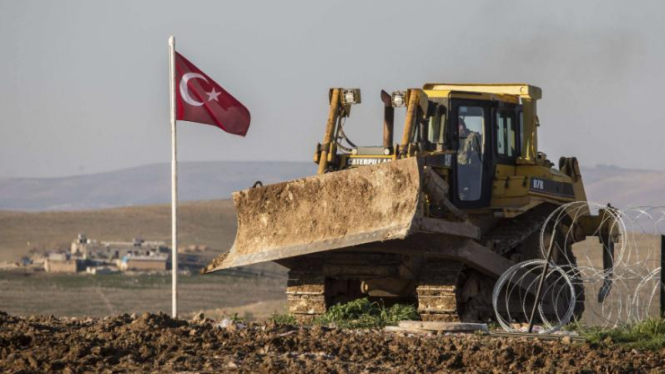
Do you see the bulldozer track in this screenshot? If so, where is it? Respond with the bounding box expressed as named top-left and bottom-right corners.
top-left (416, 210), bottom-right (555, 322)
top-left (416, 261), bottom-right (465, 321)
top-left (416, 260), bottom-right (497, 322)
top-left (286, 271), bottom-right (327, 322)
top-left (285, 210), bottom-right (564, 323)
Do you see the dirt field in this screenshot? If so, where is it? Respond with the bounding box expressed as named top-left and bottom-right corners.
top-left (0, 270), bottom-right (287, 320)
top-left (1, 312), bottom-right (664, 373)
top-left (0, 199), bottom-right (237, 262)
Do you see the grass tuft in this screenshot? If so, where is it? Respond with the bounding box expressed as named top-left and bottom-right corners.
top-left (269, 312), bottom-right (297, 325)
top-left (315, 298), bottom-right (419, 329)
top-left (579, 318), bottom-right (665, 351)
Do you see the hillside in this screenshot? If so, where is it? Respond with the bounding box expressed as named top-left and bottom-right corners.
top-left (0, 161), bottom-right (316, 211)
top-left (582, 165), bottom-right (665, 208)
top-left (0, 162), bottom-right (662, 212)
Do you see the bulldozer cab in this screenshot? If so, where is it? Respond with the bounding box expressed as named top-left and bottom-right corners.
top-left (317, 87), bottom-right (531, 212)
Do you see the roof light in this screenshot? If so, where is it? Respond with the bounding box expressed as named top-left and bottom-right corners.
top-left (341, 89), bottom-right (361, 105)
top-left (391, 91), bottom-right (406, 108)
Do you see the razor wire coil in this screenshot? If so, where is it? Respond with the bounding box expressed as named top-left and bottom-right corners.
top-left (493, 202), bottom-right (665, 333)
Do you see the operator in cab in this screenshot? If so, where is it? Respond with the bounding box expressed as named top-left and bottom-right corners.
top-left (457, 117), bottom-right (483, 201)
top-left (457, 119), bottom-right (481, 165)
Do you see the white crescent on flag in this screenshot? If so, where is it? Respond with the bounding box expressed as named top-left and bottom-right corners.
top-left (179, 72), bottom-right (208, 106)
top-left (174, 51), bottom-right (251, 136)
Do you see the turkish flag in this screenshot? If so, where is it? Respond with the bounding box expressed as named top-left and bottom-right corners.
top-left (175, 52), bottom-right (251, 136)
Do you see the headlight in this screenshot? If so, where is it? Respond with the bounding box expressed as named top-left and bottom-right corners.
top-left (341, 89), bottom-right (361, 105)
top-left (391, 91), bottom-right (406, 108)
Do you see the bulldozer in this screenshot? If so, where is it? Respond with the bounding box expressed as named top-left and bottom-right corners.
top-left (203, 83), bottom-right (615, 322)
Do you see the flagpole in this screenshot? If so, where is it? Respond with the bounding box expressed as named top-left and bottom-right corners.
top-left (168, 35), bottom-right (178, 318)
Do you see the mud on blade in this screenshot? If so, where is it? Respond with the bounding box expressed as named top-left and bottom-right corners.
top-left (202, 158), bottom-right (424, 273)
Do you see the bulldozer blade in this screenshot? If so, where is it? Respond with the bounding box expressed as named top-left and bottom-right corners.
top-left (203, 158), bottom-right (434, 274)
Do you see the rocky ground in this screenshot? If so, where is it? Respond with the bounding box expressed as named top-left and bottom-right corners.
top-left (1, 311), bottom-right (664, 373)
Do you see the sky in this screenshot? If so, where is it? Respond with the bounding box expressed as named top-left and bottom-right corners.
top-left (0, 0), bottom-right (664, 178)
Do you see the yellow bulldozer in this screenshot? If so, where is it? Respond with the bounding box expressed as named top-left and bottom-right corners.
top-left (203, 83), bottom-right (614, 322)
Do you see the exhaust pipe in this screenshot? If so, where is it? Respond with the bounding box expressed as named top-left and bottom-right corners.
top-left (380, 90), bottom-right (394, 151)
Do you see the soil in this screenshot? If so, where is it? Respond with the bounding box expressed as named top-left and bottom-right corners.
top-left (235, 158), bottom-right (420, 251)
top-left (208, 158), bottom-right (422, 270)
top-left (0, 271), bottom-right (287, 319)
top-left (1, 311), bottom-right (664, 373)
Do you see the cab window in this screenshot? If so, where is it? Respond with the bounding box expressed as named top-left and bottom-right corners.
top-left (496, 111), bottom-right (519, 158)
top-left (427, 115), bottom-right (444, 144)
top-left (427, 105), bottom-right (446, 150)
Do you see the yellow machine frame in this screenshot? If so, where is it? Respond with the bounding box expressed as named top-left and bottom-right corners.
top-left (315, 84), bottom-right (588, 218)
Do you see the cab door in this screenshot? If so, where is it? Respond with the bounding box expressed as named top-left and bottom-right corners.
top-left (450, 99), bottom-right (494, 209)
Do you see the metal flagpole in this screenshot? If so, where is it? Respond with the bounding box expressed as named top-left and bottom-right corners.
top-left (168, 36), bottom-right (178, 318)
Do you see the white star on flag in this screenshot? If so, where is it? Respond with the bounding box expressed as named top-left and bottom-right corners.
top-left (206, 87), bottom-right (221, 102)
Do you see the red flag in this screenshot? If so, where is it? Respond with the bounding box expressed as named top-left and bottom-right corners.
top-left (175, 52), bottom-right (251, 136)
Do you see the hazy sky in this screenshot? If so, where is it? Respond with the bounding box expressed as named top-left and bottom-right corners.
top-left (1, 0), bottom-right (664, 178)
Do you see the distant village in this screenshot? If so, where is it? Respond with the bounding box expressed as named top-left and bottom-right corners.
top-left (0, 234), bottom-right (211, 275)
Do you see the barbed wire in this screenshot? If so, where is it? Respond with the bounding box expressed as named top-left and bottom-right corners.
top-left (493, 202), bottom-right (665, 333)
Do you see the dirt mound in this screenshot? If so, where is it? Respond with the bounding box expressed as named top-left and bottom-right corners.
top-left (1, 311), bottom-right (664, 373)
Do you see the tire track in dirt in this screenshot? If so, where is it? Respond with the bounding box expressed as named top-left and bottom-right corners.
top-left (94, 287), bottom-right (116, 315)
